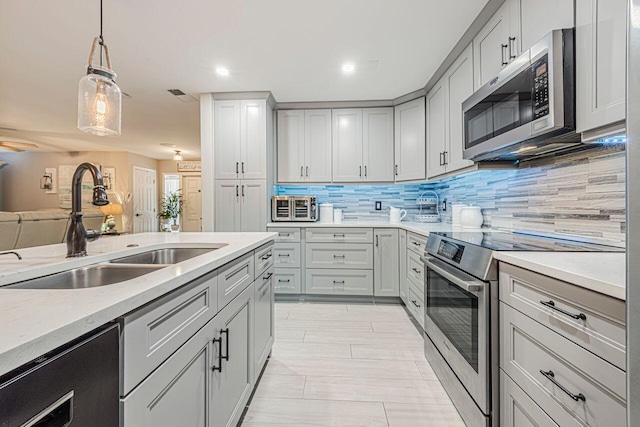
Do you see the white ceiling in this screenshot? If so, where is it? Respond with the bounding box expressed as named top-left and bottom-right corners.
top-left (0, 0), bottom-right (488, 159)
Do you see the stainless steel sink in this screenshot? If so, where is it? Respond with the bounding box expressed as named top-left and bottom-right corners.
top-left (5, 264), bottom-right (164, 290)
top-left (110, 247), bottom-right (222, 265)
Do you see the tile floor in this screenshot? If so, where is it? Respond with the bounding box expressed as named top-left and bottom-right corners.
top-left (241, 302), bottom-right (465, 426)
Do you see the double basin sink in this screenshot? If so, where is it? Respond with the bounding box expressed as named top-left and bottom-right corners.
top-left (5, 247), bottom-right (225, 290)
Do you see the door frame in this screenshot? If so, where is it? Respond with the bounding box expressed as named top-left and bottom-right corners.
top-left (133, 166), bottom-right (158, 233)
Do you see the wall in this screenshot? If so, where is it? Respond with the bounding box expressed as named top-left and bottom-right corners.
top-left (276, 144), bottom-right (626, 245)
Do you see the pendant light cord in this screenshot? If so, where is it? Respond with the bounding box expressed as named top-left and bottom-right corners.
top-left (98, 0), bottom-right (103, 67)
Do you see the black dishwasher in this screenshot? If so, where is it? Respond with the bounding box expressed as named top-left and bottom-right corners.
top-left (0, 323), bottom-right (119, 427)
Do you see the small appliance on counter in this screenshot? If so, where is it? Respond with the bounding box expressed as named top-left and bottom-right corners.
top-left (272, 196), bottom-right (317, 222)
top-left (460, 205), bottom-right (483, 229)
top-left (415, 191), bottom-right (440, 223)
top-left (319, 203), bottom-right (334, 224)
top-left (389, 206), bottom-right (407, 223)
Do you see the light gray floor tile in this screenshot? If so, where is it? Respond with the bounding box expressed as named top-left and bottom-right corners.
top-left (384, 402), bottom-right (465, 427)
top-left (415, 360), bottom-right (439, 381)
top-left (253, 375), bottom-right (306, 399)
top-left (274, 328), bottom-right (305, 342)
top-left (303, 329), bottom-right (422, 346)
top-left (272, 342), bottom-right (352, 359)
top-left (265, 357), bottom-right (423, 380)
top-left (276, 319), bottom-right (373, 331)
top-left (351, 343), bottom-right (427, 361)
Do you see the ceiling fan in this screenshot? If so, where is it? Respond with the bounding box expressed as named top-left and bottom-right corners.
top-left (0, 141), bottom-right (39, 152)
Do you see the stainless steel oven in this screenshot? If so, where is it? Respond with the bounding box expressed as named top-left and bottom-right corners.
top-left (462, 29), bottom-right (580, 162)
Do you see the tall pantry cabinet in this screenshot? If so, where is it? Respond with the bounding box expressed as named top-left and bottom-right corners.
top-left (201, 93), bottom-right (275, 232)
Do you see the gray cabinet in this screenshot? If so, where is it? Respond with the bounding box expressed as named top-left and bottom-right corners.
top-left (305, 269), bottom-right (374, 296)
top-left (373, 228), bottom-right (399, 297)
top-left (215, 180), bottom-right (267, 232)
top-left (273, 268), bottom-right (302, 294)
top-left (306, 243), bottom-right (374, 270)
top-left (217, 251), bottom-right (255, 310)
top-left (394, 98), bottom-right (426, 182)
top-left (305, 227), bottom-right (373, 243)
top-left (501, 371), bottom-right (558, 427)
top-left (255, 265), bottom-right (275, 373)
top-left (121, 317), bottom-right (211, 427)
top-left (398, 230), bottom-right (408, 304)
top-left (210, 283), bottom-right (255, 427)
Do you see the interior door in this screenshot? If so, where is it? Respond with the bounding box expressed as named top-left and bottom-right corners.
top-left (363, 107), bottom-right (394, 181)
top-left (332, 109), bottom-right (363, 182)
top-left (182, 176), bottom-right (202, 232)
top-left (277, 110), bottom-right (305, 182)
top-left (215, 181), bottom-right (240, 232)
top-left (133, 167), bottom-right (157, 233)
top-left (240, 180), bottom-right (267, 232)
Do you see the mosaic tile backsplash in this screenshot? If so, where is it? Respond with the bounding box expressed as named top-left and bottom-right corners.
top-left (275, 144), bottom-right (626, 245)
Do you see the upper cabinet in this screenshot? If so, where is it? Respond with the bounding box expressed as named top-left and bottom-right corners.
top-left (394, 98), bottom-right (426, 182)
top-left (473, 0), bottom-right (573, 89)
top-left (427, 44), bottom-right (475, 179)
top-left (332, 109), bottom-right (364, 182)
top-left (576, 0), bottom-right (626, 134)
top-left (363, 108), bottom-right (395, 182)
top-left (215, 100), bottom-right (267, 180)
top-left (277, 109), bottom-right (332, 183)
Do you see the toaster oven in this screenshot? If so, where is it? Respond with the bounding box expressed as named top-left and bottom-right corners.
top-left (272, 196), bottom-right (318, 222)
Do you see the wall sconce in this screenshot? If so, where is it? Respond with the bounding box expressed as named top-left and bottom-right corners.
top-left (40, 173), bottom-right (53, 190)
top-left (39, 168), bottom-right (57, 193)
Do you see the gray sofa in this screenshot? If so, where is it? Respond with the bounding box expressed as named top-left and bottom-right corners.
top-left (0, 210), bottom-right (104, 250)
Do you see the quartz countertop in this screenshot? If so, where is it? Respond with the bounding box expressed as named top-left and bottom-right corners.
top-left (0, 232), bottom-right (276, 377)
top-left (267, 221), bottom-right (456, 237)
top-left (493, 251), bottom-right (626, 300)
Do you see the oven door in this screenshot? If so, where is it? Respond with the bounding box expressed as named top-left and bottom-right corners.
top-left (421, 255), bottom-right (490, 413)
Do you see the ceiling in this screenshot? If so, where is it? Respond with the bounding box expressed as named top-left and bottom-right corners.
top-left (0, 0), bottom-right (488, 159)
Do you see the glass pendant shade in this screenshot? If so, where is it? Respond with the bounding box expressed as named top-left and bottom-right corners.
top-left (78, 66), bottom-right (121, 136)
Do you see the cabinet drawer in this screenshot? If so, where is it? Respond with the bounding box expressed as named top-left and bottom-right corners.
top-left (120, 270), bottom-right (217, 396)
top-left (273, 268), bottom-right (302, 294)
top-left (407, 249), bottom-right (425, 288)
top-left (218, 252), bottom-right (255, 310)
top-left (501, 303), bottom-right (626, 427)
top-left (408, 276), bottom-right (424, 303)
top-left (268, 227), bottom-right (301, 243)
top-left (305, 269), bottom-right (374, 296)
top-left (254, 242), bottom-right (274, 278)
top-left (501, 370), bottom-right (558, 427)
top-left (499, 262), bottom-right (626, 370)
top-left (273, 243), bottom-right (301, 268)
top-left (305, 228), bottom-right (373, 243)
top-left (407, 285), bottom-right (424, 330)
top-left (407, 232), bottom-right (428, 254)
top-left (306, 243), bottom-right (373, 269)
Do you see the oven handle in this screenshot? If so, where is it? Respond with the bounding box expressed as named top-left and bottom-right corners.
top-left (421, 256), bottom-right (485, 293)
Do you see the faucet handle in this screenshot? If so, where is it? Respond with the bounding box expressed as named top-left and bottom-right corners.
top-left (86, 230), bottom-right (101, 242)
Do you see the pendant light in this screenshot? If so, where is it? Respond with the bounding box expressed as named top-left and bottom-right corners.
top-left (77, 0), bottom-right (122, 136)
top-left (173, 150), bottom-right (183, 162)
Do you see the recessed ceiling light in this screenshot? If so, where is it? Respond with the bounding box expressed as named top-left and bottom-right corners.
top-left (342, 63), bottom-right (355, 74)
top-left (216, 67), bottom-right (230, 76)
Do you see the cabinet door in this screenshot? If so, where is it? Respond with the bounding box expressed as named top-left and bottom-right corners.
top-left (214, 100), bottom-right (241, 180)
top-left (399, 231), bottom-right (408, 304)
top-left (473, 1), bottom-right (511, 89)
top-left (374, 229), bottom-right (400, 297)
top-left (332, 109), bottom-right (363, 182)
top-left (240, 180), bottom-right (267, 232)
top-left (240, 100), bottom-right (266, 179)
top-left (363, 107), bottom-right (394, 182)
top-left (305, 109), bottom-right (333, 182)
top-left (426, 80), bottom-right (447, 179)
top-left (576, 0), bottom-right (626, 133)
top-left (277, 110), bottom-right (305, 183)
top-left (255, 266), bottom-right (275, 372)
top-left (445, 44), bottom-right (475, 174)
top-left (215, 180), bottom-right (241, 232)
top-left (210, 284), bottom-right (255, 427)
top-left (519, 0), bottom-right (573, 53)
top-left (122, 320), bottom-right (211, 427)
top-left (501, 371), bottom-right (559, 427)
top-left (394, 98), bottom-right (426, 182)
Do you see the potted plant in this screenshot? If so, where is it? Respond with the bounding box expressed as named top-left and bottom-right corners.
top-left (158, 190), bottom-right (183, 232)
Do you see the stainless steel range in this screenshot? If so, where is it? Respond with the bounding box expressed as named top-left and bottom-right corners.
top-left (420, 231), bottom-right (623, 427)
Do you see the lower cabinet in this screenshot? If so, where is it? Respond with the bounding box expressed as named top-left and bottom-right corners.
top-left (255, 266), bottom-right (275, 372)
top-left (373, 228), bottom-right (399, 297)
top-left (501, 371), bottom-right (558, 427)
top-left (399, 230), bottom-right (408, 304)
top-left (305, 269), bottom-right (374, 296)
top-left (273, 268), bottom-right (302, 294)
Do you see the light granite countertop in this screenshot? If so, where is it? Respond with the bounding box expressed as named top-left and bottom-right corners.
top-left (0, 232), bottom-right (276, 377)
top-left (268, 220), bottom-right (457, 237)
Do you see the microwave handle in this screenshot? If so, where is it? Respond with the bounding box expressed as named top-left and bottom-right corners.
top-left (421, 256), bottom-right (484, 293)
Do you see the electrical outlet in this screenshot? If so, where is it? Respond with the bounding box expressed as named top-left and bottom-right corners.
top-left (442, 200), bottom-right (447, 211)
top-left (375, 201), bottom-right (382, 211)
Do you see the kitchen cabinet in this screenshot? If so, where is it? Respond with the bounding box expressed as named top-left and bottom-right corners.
top-left (576, 0), bottom-right (626, 134)
top-left (363, 108), bottom-right (395, 181)
top-left (427, 44), bottom-right (475, 179)
top-left (255, 265), bottom-right (275, 373)
top-left (394, 98), bottom-right (426, 182)
top-left (277, 110), bottom-right (332, 183)
top-left (305, 269), bottom-right (374, 296)
top-left (210, 283), bottom-right (255, 427)
top-left (399, 230), bottom-right (408, 304)
top-left (214, 100), bottom-right (266, 180)
top-left (473, 0), bottom-right (573, 89)
top-left (374, 229), bottom-right (399, 297)
top-left (215, 180), bottom-right (267, 232)
top-left (332, 109), bottom-right (363, 182)
top-left (501, 371), bottom-right (559, 427)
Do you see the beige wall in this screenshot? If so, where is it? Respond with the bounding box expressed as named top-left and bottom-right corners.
top-left (0, 151), bottom-right (159, 232)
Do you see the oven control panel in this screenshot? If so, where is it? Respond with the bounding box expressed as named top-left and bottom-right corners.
top-left (437, 240), bottom-right (464, 263)
top-left (532, 55), bottom-right (549, 119)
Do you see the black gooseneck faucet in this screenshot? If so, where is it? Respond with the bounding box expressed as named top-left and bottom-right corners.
top-left (66, 162), bottom-right (109, 257)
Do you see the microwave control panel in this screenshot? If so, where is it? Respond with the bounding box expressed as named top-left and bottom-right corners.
top-left (533, 55), bottom-right (549, 119)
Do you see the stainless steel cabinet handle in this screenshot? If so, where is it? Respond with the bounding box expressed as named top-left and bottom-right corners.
top-left (539, 370), bottom-right (586, 401)
top-left (540, 300), bottom-right (587, 320)
top-left (501, 44), bottom-right (508, 65)
top-left (509, 36), bottom-right (517, 59)
top-left (412, 267), bottom-right (421, 274)
top-left (411, 300), bottom-right (421, 308)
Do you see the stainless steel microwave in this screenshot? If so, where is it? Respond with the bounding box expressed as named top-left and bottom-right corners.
top-left (462, 29), bottom-right (581, 162)
top-left (272, 196), bottom-right (318, 222)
